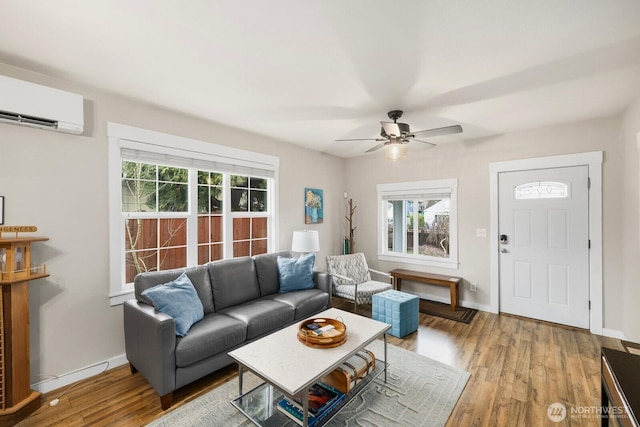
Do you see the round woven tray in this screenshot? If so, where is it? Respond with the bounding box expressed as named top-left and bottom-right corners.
top-left (297, 317), bottom-right (347, 348)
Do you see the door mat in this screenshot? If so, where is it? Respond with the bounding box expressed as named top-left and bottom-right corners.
top-left (419, 299), bottom-right (477, 324)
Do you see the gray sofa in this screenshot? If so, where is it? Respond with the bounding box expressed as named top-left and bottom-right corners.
top-left (123, 251), bottom-right (332, 409)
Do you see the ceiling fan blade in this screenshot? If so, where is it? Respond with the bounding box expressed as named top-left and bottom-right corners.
top-left (411, 138), bottom-right (436, 148)
top-left (336, 138), bottom-right (387, 142)
top-left (365, 142), bottom-right (387, 153)
top-left (410, 124), bottom-right (463, 138)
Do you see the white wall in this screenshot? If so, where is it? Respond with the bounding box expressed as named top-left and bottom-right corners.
top-left (0, 63), bottom-right (345, 384)
top-left (621, 95), bottom-right (640, 343)
top-left (344, 116), bottom-right (626, 331)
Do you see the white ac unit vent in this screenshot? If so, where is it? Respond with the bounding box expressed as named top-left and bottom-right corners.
top-left (0, 75), bottom-right (84, 134)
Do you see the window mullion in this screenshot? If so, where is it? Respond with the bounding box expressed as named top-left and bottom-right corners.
top-left (186, 169), bottom-right (199, 266)
top-left (413, 200), bottom-right (419, 255)
top-left (223, 173), bottom-right (233, 259)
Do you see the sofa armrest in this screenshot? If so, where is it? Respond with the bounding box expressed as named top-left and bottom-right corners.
top-left (123, 299), bottom-right (177, 397)
top-left (313, 271), bottom-right (333, 296)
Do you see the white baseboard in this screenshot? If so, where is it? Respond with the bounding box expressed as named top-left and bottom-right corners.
top-left (31, 353), bottom-right (128, 395)
top-left (602, 328), bottom-right (627, 341)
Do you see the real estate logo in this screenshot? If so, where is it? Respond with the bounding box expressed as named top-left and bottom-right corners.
top-left (547, 402), bottom-right (567, 422)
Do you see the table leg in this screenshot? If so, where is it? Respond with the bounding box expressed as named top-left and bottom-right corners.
top-left (384, 332), bottom-right (388, 383)
top-left (396, 278), bottom-right (402, 292)
top-left (303, 386), bottom-right (309, 427)
top-left (238, 364), bottom-right (244, 397)
top-left (450, 283), bottom-right (458, 311)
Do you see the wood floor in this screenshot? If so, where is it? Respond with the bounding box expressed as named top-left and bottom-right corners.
top-left (17, 298), bottom-right (623, 427)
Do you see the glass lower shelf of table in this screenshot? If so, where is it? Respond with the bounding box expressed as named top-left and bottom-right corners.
top-left (231, 362), bottom-right (385, 427)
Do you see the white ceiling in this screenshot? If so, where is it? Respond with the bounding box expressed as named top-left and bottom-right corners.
top-left (2, 0), bottom-right (640, 157)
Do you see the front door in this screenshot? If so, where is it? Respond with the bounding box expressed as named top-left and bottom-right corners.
top-left (498, 166), bottom-right (589, 328)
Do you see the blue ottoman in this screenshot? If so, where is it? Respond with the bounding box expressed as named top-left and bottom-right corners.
top-left (372, 290), bottom-right (419, 338)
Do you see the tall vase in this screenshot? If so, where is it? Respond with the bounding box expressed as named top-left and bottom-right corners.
top-left (311, 207), bottom-right (318, 223)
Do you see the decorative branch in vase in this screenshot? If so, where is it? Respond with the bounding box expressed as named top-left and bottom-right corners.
top-left (345, 198), bottom-right (356, 254)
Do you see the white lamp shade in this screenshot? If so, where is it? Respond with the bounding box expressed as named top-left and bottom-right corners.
top-left (291, 230), bottom-right (320, 253)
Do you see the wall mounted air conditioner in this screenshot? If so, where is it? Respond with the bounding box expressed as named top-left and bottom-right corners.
top-left (0, 74), bottom-right (84, 134)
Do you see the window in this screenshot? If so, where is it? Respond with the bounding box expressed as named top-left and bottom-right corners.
top-left (108, 123), bottom-right (279, 305)
top-left (377, 179), bottom-right (458, 269)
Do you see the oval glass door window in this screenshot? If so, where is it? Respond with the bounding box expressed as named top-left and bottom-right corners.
top-left (514, 181), bottom-right (568, 199)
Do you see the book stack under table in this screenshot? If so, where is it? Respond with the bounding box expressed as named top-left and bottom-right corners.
top-left (276, 349), bottom-right (376, 426)
top-left (277, 382), bottom-right (345, 427)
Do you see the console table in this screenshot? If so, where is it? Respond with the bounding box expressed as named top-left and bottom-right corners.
top-left (389, 269), bottom-right (461, 311)
top-left (601, 347), bottom-right (639, 427)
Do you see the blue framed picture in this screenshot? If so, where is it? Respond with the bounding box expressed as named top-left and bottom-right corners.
top-left (304, 188), bottom-right (323, 224)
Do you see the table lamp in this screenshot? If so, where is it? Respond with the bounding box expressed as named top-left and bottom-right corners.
top-left (291, 230), bottom-right (319, 254)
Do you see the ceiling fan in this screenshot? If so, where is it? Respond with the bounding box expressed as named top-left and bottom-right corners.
top-left (336, 110), bottom-right (463, 159)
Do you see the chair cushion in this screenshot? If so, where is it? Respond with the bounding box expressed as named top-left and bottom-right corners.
top-left (326, 253), bottom-right (371, 286)
top-left (141, 272), bottom-right (205, 337)
top-left (175, 313), bottom-right (247, 367)
top-left (333, 280), bottom-right (393, 305)
top-left (277, 253), bottom-right (316, 293)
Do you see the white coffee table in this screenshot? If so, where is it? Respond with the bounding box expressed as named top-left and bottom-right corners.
top-left (229, 308), bottom-right (390, 427)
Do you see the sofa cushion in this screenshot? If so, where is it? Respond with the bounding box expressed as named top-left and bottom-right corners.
top-left (208, 257), bottom-right (261, 311)
top-left (175, 313), bottom-right (247, 367)
top-left (254, 251), bottom-right (291, 296)
top-left (277, 253), bottom-right (316, 293)
top-left (134, 265), bottom-right (215, 314)
top-left (218, 299), bottom-right (295, 340)
top-left (141, 272), bottom-right (204, 337)
top-left (266, 289), bottom-right (330, 320)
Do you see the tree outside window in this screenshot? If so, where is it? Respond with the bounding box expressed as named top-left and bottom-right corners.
top-left (122, 161), bottom-right (188, 283)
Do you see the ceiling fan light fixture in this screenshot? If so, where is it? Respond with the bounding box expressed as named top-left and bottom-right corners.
top-left (384, 143), bottom-right (407, 161)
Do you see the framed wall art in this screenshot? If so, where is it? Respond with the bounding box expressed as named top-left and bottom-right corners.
top-left (0, 196), bottom-right (4, 225)
top-left (304, 188), bottom-right (323, 224)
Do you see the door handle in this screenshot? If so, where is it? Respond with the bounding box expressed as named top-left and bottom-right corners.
top-left (500, 248), bottom-right (508, 253)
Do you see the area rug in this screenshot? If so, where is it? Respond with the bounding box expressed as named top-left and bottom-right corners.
top-left (147, 340), bottom-right (470, 427)
top-left (419, 299), bottom-right (478, 324)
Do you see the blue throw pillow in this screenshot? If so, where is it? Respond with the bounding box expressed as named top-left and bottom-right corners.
top-left (141, 272), bottom-right (204, 337)
top-left (277, 253), bottom-right (316, 293)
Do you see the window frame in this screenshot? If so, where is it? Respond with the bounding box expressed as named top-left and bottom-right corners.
top-left (377, 179), bottom-right (458, 269)
top-left (108, 123), bottom-right (279, 306)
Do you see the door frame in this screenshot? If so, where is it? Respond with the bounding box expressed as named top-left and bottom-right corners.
top-left (489, 151), bottom-right (603, 334)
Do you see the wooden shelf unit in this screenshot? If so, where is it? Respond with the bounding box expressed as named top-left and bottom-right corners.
top-left (0, 236), bottom-right (49, 426)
